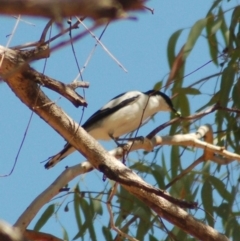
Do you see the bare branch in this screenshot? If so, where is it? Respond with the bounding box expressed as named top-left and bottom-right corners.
top-left (0, 0), bottom-right (146, 21)
top-left (23, 68), bottom-right (88, 107)
top-left (0, 46), bottom-right (88, 107)
top-left (15, 162), bottom-right (93, 230)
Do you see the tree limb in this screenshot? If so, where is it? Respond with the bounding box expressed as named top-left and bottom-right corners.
top-left (1, 46), bottom-right (230, 241)
top-left (0, 0), bottom-right (146, 21)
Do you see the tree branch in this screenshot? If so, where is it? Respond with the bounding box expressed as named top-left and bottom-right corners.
top-left (0, 0), bottom-right (146, 21)
top-left (1, 46), bottom-right (230, 241)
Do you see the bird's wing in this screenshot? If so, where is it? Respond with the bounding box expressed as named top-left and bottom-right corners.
top-left (44, 143), bottom-right (75, 169)
top-left (82, 92), bottom-right (141, 130)
top-left (44, 91), bottom-right (141, 169)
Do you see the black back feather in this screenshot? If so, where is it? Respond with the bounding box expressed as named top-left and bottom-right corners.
top-left (82, 94), bottom-right (140, 130)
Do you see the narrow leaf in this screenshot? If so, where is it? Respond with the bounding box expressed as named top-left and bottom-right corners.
top-left (206, 14), bottom-right (219, 65)
top-left (92, 199), bottom-right (103, 215)
top-left (232, 81), bottom-right (240, 109)
top-left (73, 185), bottom-right (82, 232)
top-left (34, 204), bottom-right (55, 231)
top-left (61, 224), bottom-right (69, 241)
top-left (170, 146), bottom-right (180, 178)
top-left (196, 91), bottom-right (220, 112)
top-left (201, 180), bottom-right (214, 227)
top-left (102, 226), bottom-right (113, 240)
top-left (219, 7), bottom-right (229, 46)
top-left (219, 65), bottom-right (235, 106)
top-left (166, 45), bottom-right (185, 90)
top-left (176, 87), bottom-right (201, 95)
top-left (167, 29), bottom-right (183, 68)
top-left (184, 18), bottom-right (208, 59)
top-left (229, 6), bottom-right (240, 49)
top-left (136, 219), bottom-right (150, 240)
top-left (207, 0), bottom-right (221, 15)
top-left (209, 176), bottom-right (232, 202)
top-left (149, 234), bottom-right (158, 241)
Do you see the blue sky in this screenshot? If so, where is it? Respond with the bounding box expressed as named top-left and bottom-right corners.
top-left (1, 1), bottom-right (238, 240)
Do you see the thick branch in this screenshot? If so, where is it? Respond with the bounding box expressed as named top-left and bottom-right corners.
top-left (23, 68), bottom-right (88, 107)
top-left (0, 46), bottom-right (88, 107)
top-left (0, 0), bottom-right (146, 21)
top-left (108, 125), bottom-right (240, 163)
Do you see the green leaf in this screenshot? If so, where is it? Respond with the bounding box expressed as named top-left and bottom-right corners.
top-left (201, 180), bottom-right (214, 227)
top-left (161, 152), bottom-right (171, 182)
top-left (73, 197), bottom-right (97, 241)
top-left (212, 18), bottom-right (223, 34)
top-left (132, 205), bottom-right (150, 220)
top-left (229, 6), bottom-right (240, 49)
top-left (102, 226), bottom-right (112, 241)
top-left (33, 204), bottom-right (55, 231)
top-left (167, 29), bottom-right (183, 68)
top-left (178, 94), bottom-right (190, 120)
top-left (192, 185), bottom-right (200, 200)
top-left (176, 87), bottom-right (201, 95)
top-left (131, 162), bottom-right (152, 173)
top-left (84, 198), bottom-right (97, 241)
top-left (149, 234), bottom-right (158, 241)
top-left (232, 81), bottom-right (240, 109)
top-left (73, 198), bottom-right (89, 240)
top-left (92, 195), bottom-right (103, 215)
top-left (73, 186), bottom-right (82, 233)
top-left (215, 202), bottom-right (231, 220)
top-left (115, 187), bottom-right (134, 226)
top-left (61, 224), bottom-right (69, 241)
top-left (219, 65), bottom-right (235, 106)
top-left (218, 7), bottom-right (229, 46)
top-left (170, 146), bottom-right (180, 178)
top-left (151, 164), bottom-right (166, 189)
top-left (206, 14), bottom-right (219, 65)
top-left (196, 91), bottom-right (220, 112)
top-left (136, 219), bottom-right (150, 240)
top-left (232, 221), bottom-right (240, 241)
top-left (153, 81), bottom-right (163, 91)
top-left (207, 0), bottom-right (221, 15)
top-left (208, 176), bottom-right (232, 202)
top-left (184, 18), bottom-right (208, 59)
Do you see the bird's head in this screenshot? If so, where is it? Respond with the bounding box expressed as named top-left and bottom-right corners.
top-left (145, 90), bottom-right (181, 117)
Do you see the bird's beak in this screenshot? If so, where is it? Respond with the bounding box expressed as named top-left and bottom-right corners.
top-left (173, 108), bottom-right (181, 117)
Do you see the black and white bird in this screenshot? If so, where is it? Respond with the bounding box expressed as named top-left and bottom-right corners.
top-left (44, 90), bottom-right (179, 169)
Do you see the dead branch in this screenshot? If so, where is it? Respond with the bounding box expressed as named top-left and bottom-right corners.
top-left (22, 68), bottom-right (89, 107)
top-left (109, 125), bottom-right (240, 163)
top-left (0, 0), bottom-right (146, 21)
top-left (0, 46), bottom-right (88, 107)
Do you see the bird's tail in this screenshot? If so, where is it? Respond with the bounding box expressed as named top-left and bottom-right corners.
top-left (44, 143), bottom-right (75, 169)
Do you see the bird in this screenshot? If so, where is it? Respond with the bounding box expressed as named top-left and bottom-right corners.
top-left (44, 90), bottom-right (179, 169)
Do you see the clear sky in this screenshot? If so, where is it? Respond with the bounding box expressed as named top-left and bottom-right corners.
top-left (0, 1), bottom-right (238, 240)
